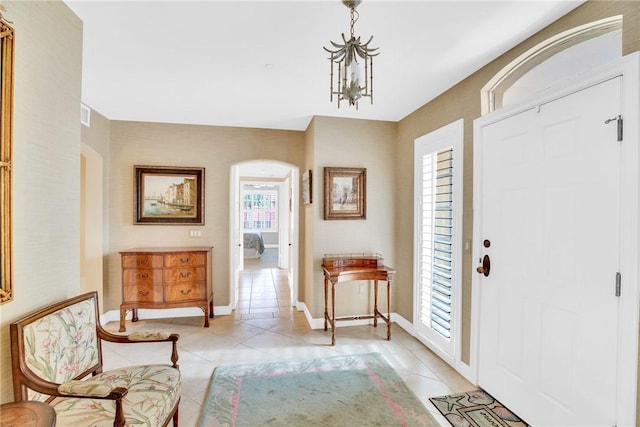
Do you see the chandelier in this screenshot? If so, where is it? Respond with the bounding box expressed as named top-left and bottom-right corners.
top-left (323, 0), bottom-right (379, 109)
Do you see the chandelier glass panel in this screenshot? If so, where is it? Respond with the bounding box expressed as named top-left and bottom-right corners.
top-left (324, 0), bottom-right (379, 109)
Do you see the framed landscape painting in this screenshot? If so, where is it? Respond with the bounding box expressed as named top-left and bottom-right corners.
top-left (134, 165), bottom-right (205, 225)
top-left (323, 167), bottom-right (366, 220)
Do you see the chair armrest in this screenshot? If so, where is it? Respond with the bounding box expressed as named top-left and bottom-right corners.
top-left (97, 327), bottom-right (180, 368)
top-left (58, 380), bottom-right (127, 399)
top-left (127, 331), bottom-right (172, 341)
top-left (58, 381), bottom-right (128, 427)
top-left (98, 327), bottom-right (179, 344)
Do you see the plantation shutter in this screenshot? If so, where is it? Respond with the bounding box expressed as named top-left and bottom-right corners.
top-left (420, 148), bottom-right (453, 339)
top-left (243, 190), bottom-right (278, 231)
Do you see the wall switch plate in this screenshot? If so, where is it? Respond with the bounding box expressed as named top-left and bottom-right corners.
top-left (189, 230), bottom-right (202, 238)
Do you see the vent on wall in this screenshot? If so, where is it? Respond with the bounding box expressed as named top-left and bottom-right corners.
top-left (80, 103), bottom-right (91, 127)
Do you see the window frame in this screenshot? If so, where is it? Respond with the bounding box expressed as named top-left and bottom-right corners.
top-left (413, 119), bottom-right (463, 366)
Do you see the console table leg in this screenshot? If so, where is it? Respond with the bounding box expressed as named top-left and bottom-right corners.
top-left (373, 280), bottom-right (379, 328)
top-left (209, 299), bottom-right (214, 319)
top-left (132, 308), bottom-right (139, 322)
top-left (323, 278), bottom-right (329, 331)
top-left (386, 281), bottom-right (391, 341)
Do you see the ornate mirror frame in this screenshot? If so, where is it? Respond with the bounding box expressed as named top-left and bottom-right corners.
top-left (0, 10), bottom-right (14, 304)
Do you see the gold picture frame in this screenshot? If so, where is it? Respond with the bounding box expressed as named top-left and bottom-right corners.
top-left (0, 11), bottom-right (14, 304)
top-left (324, 167), bottom-right (366, 220)
top-left (134, 165), bottom-right (205, 225)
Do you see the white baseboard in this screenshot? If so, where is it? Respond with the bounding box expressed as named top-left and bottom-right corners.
top-left (298, 302), bottom-right (406, 331)
top-left (391, 312), bottom-right (415, 334)
top-left (105, 303), bottom-right (405, 334)
top-left (455, 360), bottom-right (475, 384)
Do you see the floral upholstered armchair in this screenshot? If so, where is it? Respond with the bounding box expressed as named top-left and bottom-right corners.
top-left (10, 291), bottom-right (181, 427)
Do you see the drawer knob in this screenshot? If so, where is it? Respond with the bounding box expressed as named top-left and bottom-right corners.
top-left (138, 290), bottom-right (149, 296)
top-left (180, 271), bottom-right (192, 279)
top-left (180, 289), bottom-right (192, 295)
top-left (180, 257), bottom-right (191, 263)
top-left (138, 272), bottom-right (149, 279)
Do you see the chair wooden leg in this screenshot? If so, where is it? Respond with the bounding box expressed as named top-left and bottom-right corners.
top-left (173, 406), bottom-right (179, 427)
top-left (114, 399), bottom-right (125, 427)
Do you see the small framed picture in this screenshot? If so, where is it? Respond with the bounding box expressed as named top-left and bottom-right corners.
top-left (134, 165), bottom-right (205, 225)
top-left (324, 167), bottom-right (366, 220)
top-left (302, 169), bottom-right (312, 205)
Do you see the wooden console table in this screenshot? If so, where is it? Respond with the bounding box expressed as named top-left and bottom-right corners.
top-left (119, 247), bottom-right (213, 332)
top-left (0, 401), bottom-right (56, 427)
top-left (322, 254), bottom-right (396, 346)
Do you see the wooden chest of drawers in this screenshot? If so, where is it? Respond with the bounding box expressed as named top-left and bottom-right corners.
top-left (119, 247), bottom-right (213, 332)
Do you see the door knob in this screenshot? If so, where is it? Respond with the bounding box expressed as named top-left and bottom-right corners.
top-left (477, 254), bottom-right (491, 277)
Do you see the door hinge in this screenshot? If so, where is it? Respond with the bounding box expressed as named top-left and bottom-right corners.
top-left (604, 115), bottom-right (623, 142)
top-left (615, 272), bottom-right (621, 297)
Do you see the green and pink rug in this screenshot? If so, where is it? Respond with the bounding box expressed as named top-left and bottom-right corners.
top-left (198, 352), bottom-right (440, 427)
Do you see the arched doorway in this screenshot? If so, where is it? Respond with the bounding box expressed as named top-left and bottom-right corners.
top-left (229, 160), bottom-right (299, 315)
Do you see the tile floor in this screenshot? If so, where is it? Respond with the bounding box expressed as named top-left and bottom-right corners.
top-left (103, 263), bottom-right (476, 427)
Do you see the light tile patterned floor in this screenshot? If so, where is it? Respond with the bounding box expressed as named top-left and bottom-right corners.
top-left (103, 263), bottom-right (475, 427)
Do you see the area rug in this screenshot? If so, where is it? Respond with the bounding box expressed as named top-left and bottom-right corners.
top-left (198, 352), bottom-right (440, 427)
top-left (429, 389), bottom-right (530, 427)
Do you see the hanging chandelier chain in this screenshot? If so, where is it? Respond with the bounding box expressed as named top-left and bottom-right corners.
top-left (349, 7), bottom-right (359, 39)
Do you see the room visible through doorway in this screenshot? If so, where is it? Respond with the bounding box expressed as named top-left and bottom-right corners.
top-left (229, 160), bottom-right (299, 314)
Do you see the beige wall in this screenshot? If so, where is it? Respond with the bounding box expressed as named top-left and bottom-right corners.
top-left (395, 1), bottom-right (640, 365)
top-left (80, 144), bottom-right (103, 307)
top-left (82, 109), bottom-right (112, 248)
top-left (0, 1), bottom-right (82, 402)
top-left (103, 111), bottom-right (397, 321)
top-left (301, 118), bottom-right (315, 306)
top-left (308, 116), bottom-right (397, 317)
top-left (105, 121), bottom-right (305, 311)
top-left (81, 110), bottom-right (112, 310)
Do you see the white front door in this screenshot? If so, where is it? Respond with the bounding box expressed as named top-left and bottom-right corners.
top-left (475, 76), bottom-right (622, 426)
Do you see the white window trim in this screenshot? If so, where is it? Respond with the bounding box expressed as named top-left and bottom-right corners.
top-left (413, 118), bottom-right (464, 370)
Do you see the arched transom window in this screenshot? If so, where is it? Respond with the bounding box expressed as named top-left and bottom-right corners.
top-left (482, 16), bottom-right (622, 115)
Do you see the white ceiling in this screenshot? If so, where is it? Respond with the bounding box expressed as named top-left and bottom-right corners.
top-left (64, 0), bottom-right (584, 131)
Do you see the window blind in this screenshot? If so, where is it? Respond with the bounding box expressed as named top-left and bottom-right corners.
top-left (420, 148), bottom-right (453, 339)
